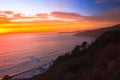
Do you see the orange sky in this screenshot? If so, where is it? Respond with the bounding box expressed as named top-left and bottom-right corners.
top-left (0, 10), bottom-right (120, 34)
top-left (0, 21), bottom-right (118, 34)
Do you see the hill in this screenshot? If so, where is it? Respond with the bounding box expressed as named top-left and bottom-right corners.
top-left (75, 24), bottom-right (120, 38)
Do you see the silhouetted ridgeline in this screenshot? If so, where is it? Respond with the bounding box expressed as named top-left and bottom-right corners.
top-left (2, 30), bottom-right (120, 80)
top-left (75, 24), bottom-right (120, 38)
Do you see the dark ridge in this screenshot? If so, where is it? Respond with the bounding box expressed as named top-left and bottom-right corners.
top-left (75, 24), bottom-right (120, 38)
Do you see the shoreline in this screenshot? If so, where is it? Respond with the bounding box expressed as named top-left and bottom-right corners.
top-left (0, 42), bottom-right (94, 80)
top-left (11, 61), bottom-right (53, 80)
top-left (10, 42), bottom-right (91, 80)
top-left (0, 34), bottom-right (94, 80)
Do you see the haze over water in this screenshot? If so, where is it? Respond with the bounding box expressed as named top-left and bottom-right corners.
top-left (0, 33), bottom-right (94, 77)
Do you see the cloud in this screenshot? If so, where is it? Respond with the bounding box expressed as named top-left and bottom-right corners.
top-left (0, 11), bottom-right (14, 18)
top-left (50, 9), bottom-right (120, 23)
top-left (50, 11), bottom-right (84, 21)
top-left (0, 14), bottom-right (7, 18)
top-left (11, 12), bottom-right (85, 22)
top-left (3, 11), bottom-right (13, 14)
top-left (36, 13), bottom-right (48, 18)
top-left (0, 11), bottom-right (11, 23)
top-left (0, 9), bottom-right (120, 23)
top-left (95, 0), bottom-right (120, 4)
top-left (87, 7), bottom-right (120, 22)
top-left (95, 0), bottom-right (108, 4)
top-left (13, 13), bottom-right (24, 18)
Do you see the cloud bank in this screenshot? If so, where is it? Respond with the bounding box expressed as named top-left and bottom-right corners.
top-left (0, 8), bottom-right (120, 23)
top-left (95, 0), bottom-right (120, 4)
top-left (88, 7), bottom-right (120, 22)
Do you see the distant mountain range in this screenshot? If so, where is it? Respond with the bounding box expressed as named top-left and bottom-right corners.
top-left (75, 24), bottom-right (120, 38)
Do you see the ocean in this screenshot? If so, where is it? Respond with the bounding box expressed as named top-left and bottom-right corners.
top-left (0, 33), bottom-right (94, 78)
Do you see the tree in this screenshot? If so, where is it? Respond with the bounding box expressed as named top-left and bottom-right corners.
top-left (2, 75), bottom-right (11, 80)
top-left (81, 41), bottom-right (87, 49)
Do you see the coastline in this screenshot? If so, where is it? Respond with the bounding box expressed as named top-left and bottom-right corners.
top-left (0, 34), bottom-right (94, 80)
top-left (10, 42), bottom-right (92, 80)
top-left (11, 61), bottom-right (53, 80)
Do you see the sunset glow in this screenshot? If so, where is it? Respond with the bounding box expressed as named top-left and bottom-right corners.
top-left (0, 0), bottom-right (120, 79)
top-left (0, 0), bottom-right (120, 34)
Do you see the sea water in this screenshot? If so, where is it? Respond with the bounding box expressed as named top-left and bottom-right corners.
top-left (0, 33), bottom-right (94, 78)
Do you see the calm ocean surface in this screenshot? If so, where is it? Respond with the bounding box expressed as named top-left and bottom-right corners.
top-left (0, 33), bottom-right (94, 77)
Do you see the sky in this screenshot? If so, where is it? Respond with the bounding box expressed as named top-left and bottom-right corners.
top-left (0, 0), bottom-right (120, 34)
top-left (0, 0), bottom-right (120, 15)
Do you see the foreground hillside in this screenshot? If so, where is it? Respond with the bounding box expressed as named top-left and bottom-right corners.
top-left (75, 24), bottom-right (120, 38)
top-left (2, 30), bottom-right (120, 80)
